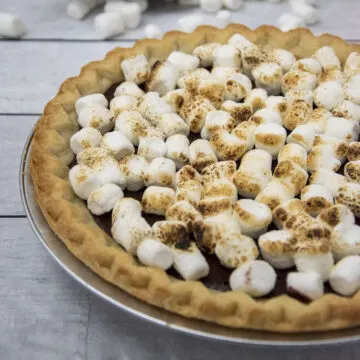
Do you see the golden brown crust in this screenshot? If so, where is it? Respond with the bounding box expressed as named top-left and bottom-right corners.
top-left (30, 24), bottom-right (360, 332)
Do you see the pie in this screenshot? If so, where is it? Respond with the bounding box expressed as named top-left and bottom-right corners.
top-left (30, 24), bottom-right (360, 332)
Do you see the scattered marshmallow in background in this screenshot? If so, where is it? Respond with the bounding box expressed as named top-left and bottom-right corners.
top-left (68, 0), bottom-right (104, 20)
top-left (0, 12), bottom-right (26, 38)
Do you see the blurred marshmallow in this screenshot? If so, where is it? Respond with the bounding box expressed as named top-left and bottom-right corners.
top-left (142, 186), bottom-right (176, 216)
top-left (68, 0), bottom-right (102, 20)
top-left (193, 43), bottom-right (220, 67)
top-left (189, 139), bottom-right (217, 171)
top-left (109, 95), bottom-right (138, 117)
top-left (121, 54), bottom-right (149, 85)
top-left (100, 130), bottom-right (135, 160)
top-left (144, 24), bottom-right (162, 39)
top-left (278, 143), bottom-right (307, 168)
top-left (216, 9), bottom-right (232, 28)
top-left (177, 14), bottom-right (204, 33)
top-left (277, 12), bottom-right (306, 32)
top-left (252, 62), bottom-right (283, 95)
top-left (166, 134), bottom-right (190, 169)
top-left (287, 272), bottom-right (324, 300)
top-left (87, 183), bottom-right (124, 215)
top-left (223, 0), bottom-right (244, 10)
top-left (114, 82), bottom-right (145, 98)
top-left (291, 3), bottom-right (318, 24)
top-left (145, 157), bottom-right (176, 188)
top-left (301, 184), bottom-right (333, 216)
top-left (310, 168), bottom-right (348, 197)
top-left (94, 12), bottom-right (125, 39)
top-left (336, 183), bottom-right (360, 218)
top-left (75, 94), bottom-right (108, 115)
top-left (77, 105), bottom-right (114, 134)
top-left (0, 12), bottom-right (26, 38)
top-left (137, 238), bottom-right (173, 270)
top-left (69, 164), bottom-right (102, 200)
top-left (254, 123), bottom-right (287, 158)
top-left (200, 0), bottom-right (222, 12)
top-left (119, 154), bottom-right (148, 191)
top-left (314, 81), bottom-right (344, 111)
top-left (344, 74), bottom-right (360, 105)
top-left (70, 127), bottom-right (102, 155)
top-left (271, 48), bottom-right (296, 73)
top-left (313, 46), bottom-right (341, 71)
top-left (122, 3), bottom-right (142, 29)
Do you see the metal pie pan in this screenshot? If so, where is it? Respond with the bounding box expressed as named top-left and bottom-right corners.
top-left (20, 128), bottom-right (360, 347)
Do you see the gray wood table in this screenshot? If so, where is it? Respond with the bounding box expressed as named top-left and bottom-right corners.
top-left (1, 0), bottom-right (360, 358)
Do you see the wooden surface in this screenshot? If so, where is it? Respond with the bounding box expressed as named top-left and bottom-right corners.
top-left (1, 0), bottom-right (360, 358)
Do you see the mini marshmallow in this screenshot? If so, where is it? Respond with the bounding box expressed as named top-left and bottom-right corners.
top-left (200, 0), bottom-right (222, 12)
top-left (141, 186), bottom-right (176, 216)
top-left (138, 137), bottom-right (167, 162)
top-left (121, 55), bottom-right (149, 85)
top-left (344, 52), bottom-right (360, 80)
top-left (223, 73), bottom-right (252, 101)
top-left (305, 107), bottom-right (331, 133)
top-left (69, 164), bottom-right (102, 200)
top-left (87, 183), bottom-right (124, 215)
top-left (166, 200), bottom-right (203, 232)
top-left (313, 46), bottom-right (341, 71)
top-left (277, 12), bottom-right (306, 32)
top-left (244, 88), bottom-right (268, 112)
top-left (189, 139), bottom-right (218, 171)
top-left (313, 134), bottom-right (348, 162)
top-left (241, 45), bottom-right (271, 78)
top-left (227, 33), bottom-right (253, 52)
top-left (202, 179), bottom-right (238, 203)
top-left (221, 101), bottom-right (252, 125)
top-left (146, 61), bottom-right (178, 96)
top-left (0, 12), bottom-right (26, 38)
top-left (252, 62), bottom-right (283, 95)
top-left (198, 196), bottom-right (233, 218)
top-left (271, 48), bottom-right (296, 73)
top-left (175, 165), bottom-right (202, 186)
top-left (121, 3), bottom-right (142, 29)
top-left (336, 183), bottom-right (360, 218)
top-left (75, 94), bottom-right (108, 115)
top-left (213, 45), bottom-right (241, 68)
top-left (201, 110), bottom-right (235, 140)
top-left (310, 169), bottom-right (347, 197)
top-left (152, 220), bottom-right (189, 247)
top-left (287, 124), bottom-right (317, 152)
top-left (144, 157), bottom-right (176, 188)
top-left (112, 215), bottom-right (152, 255)
top-left (114, 82), bottom-right (145, 99)
top-left (318, 69), bottom-right (345, 86)
top-left (333, 101), bottom-right (360, 122)
top-left (193, 43), bottom-right (220, 67)
top-left (167, 51), bottom-right (199, 76)
top-left (291, 2), bottom-right (318, 25)
top-left (287, 272), bottom-right (324, 300)
top-left (162, 89), bottom-right (186, 114)
top-left (259, 230), bottom-right (294, 269)
top-left (344, 74), bottom-right (360, 105)
top-left (307, 145), bottom-right (341, 173)
top-left (94, 12), bottom-right (125, 39)
top-left (144, 24), bottom-right (162, 39)
top-left (345, 160), bottom-right (360, 184)
top-left (301, 184), bottom-right (333, 216)
top-left (329, 256), bottom-right (360, 296)
top-left (324, 116), bottom-right (359, 143)
top-left (233, 199), bottom-right (272, 238)
top-left (284, 100), bottom-right (313, 131)
top-left (119, 154), bottom-right (148, 191)
top-left (166, 134), bottom-right (190, 169)
top-left (254, 123), bottom-right (287, 158)
top-left (176, 179), bottom-right (203, 207)
top-left (112, 197), bottom-right (142, 223)
top-left (109, 95), bottom-right (138, 117)
top-left (232, 120), bottom-right (257, 150)
top-left (201, 161), bottom-right (236, 183)
top-left (282, 70), bottom-right (317, 93)
top-left (198, 78), bottom-right (225, 109)
top-left (233, 149), bottom-right (272, 198)
top-left (211, 67), bottom-right (239, 85)
top-left (77, 105), bottom-right (114, 134)
top-left (285, 89), bottom-right (313, 106)
top-left (177, 14), bottom-right (204, 33)
top-left (70, 127), bottom-right (102, 155)
top-left (223, 0), bottom-right (244, 10)
top-left (278, 143), bottom-right (307, 168)
top-left (348, 142), bottom-right (360, 161)
top-left (256, 179), bottom-right (294, 210)
top-left (272, 198), bottom-right (308, 229)
top-left (179, 68), bottom-right (211, 92)
top-left (137, 238), bottom-right (173, 270)
top-left (100, 130), bottom-right (135, 160)
top-left (314, 81), bottom-right (344, 111)
top-left (105, 1), bottom-right (147, 12)
top-left (67, 0), bottom-right (101, 20)
top-left (250, 108), bottom-right (283, 126)
top-left (210, 130), bottom-right (248, 161)
top-left (216, 10), bottom-right (232, 28)
top-left (265, 96), bottom-right (289, 119)
top-left (229, 260), bottom-right (276, 297)
top-left (291, 58), bottom-right (322, 75)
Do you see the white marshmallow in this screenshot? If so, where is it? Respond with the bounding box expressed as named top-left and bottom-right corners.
top-left (277, 12), bottom-right (306, 32)
top-left (232, 120), bottom-right (257, 150)
top-left (77, 105), bottom-right (113, 134)
top-left (94, 12), bottom-right (125, 39)
top-left (285, 89), bottom-right (313, 106)
top-left (138, 92), bottom-right (173, 126)
top-left (69, 164), bottom-right (102, 200)
top-left (67, 0), bottom-right (100, 20)
top-left (336, 182), bottom-right (360, 218)
top-left (344, 52), bottom-right (360, 80)
top-left (193, 43), bottom-right (220, 68)
top-left (332, 222), bottom-right (360, 260)
top-left (228, 34), bottom-right (253, 52)
top-left (344, 74), bottom-right (360, 105)
top-left (244, 88), bottom-right (268, 112)
top-left (75, 94), bottom-right (108, 116)
top-left (287, 124), bottom-right (317, 152)
top-left (307, 145), bottom-right (341, 173)
top-left (278, 143), bottom-right (308, 168)
top-left (329, 256), bottom-right (360, 296)
top-left (119, 154), bottom-right (148, 191)
top-left (138, 137), bottom-right (166, 162)
top-left (291, 3), bottom-right (318, 25)
top-left (223, 0), bottom-right (244, 10)
top-left (177, 14), bottom-right (204, 33)
top-left (141, 186), bottom-right (176, 216)
top-left (112, 198), bottom-right (142, 224)
top-left (313, 134), bottom-right (348, 162)
top-left (166, 134), bottom-right (190, 169)
top-left (256, 179), bottom-right (294, 210)
top-left (200, 0), bottom-right (222, 12)
top-left (158, 113), bottom-right (190, 139)
top-left (301, 184), bottom-right (333, 216)
top-left (345, 160), bottom-right (360, 184)
top-left (313, 46), bottom-right (341, 71)
top-left (229, 260), bottom-right (276, 297)
top-left (100, 131), bottom-right (135, 160)
top-left (189, 139), bottom-right (217, 171)
top-left (122, 3), bottom-right (142, 29)
top-left (272, 49), bottom-right (296, 73)
top-left (70, 127), bottom-right (102, 155)
top-left (210, 130), bottom-right (247, 161)
top-left (216, 10), bottom-right (232, 28)
top-left (318, 68), bottom-right (345, 86)
top-left (250, 108), bottom-right (283, 126)
top-left (294, 252), bottom-right (334, 281)
top-left (333, 100), bottom-right (360, 122)
top-left (0, 12), bottom-right (26, 38)
top-left (109, 95), bottom-right (138, 117)
top-left (265, 96), bottom-right (289, 119)
top-left (287, 272), bottom-right (324, 300)
top-left (314, 81), bottom-right (344, 111)
top-left (291, 58), bottom-right (322, 75)
top-left (310, 169), bottom-right (347, 197)
top-left (254, 123), bottom-right (287, 158)
top-left (201, 110), bottom-right (235, 140)
top-left (114, 82), bottom-right (145, 99)
top-left (146, 60), bottom-right (178, 96)
top-left (87, 184), bottom-right (124, 215)
top-left (121, 55), bottom-right (149, 85)
top-left (213, 45), bottom-right (241, 68)
top-left (305, 107), bottom-right (331, 133)
top-left (145, 157), bottom-right (176, 188)
top-left (167, 51), bottom-right (199, 76)
top-left (137, 238), bottom-right (173, 270)
top-left (144, 24), bottom-right (162, 39)
top-left (282, 70), bottom-right (317, 93)
top-left (252, 62), bottom-right (283, 95)
top-left (259, 230), bottom-right (295, 269)
top-left (289, 0), bottom-right (317, 5)
top-left (324, 116), bottom-right (359, 143)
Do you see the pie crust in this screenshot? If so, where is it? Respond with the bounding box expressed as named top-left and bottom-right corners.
top-left (30, 24), bottom-right (360, 332)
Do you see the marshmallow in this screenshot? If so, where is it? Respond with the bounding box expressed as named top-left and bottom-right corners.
top-left (162, 89), bottom-right (186, 114)
top-left (233, 149), bottom-right (272, 198)
top-left (201, 110), bottom-right (235, 140)
top-left (221, 101), bottom-right (252, 125)
top-left (285, 89), bottom-right (313, 106)
top-left (67, 0), bottom-right (101, 20)
top-left (324, 116), bottom-right (359, 143)
top-left (0, 12), bottom-right (26, 38)
top-left (211, 67), bottom-right (239, 84)
top-left (137, 238), bottom-right (173, 270)
top-left (252, 62), bottom-right (283, 95)
top-left (70, 127), bottom-right (102, 155)
top-left (200, 0), bottom-right (222, 12)
top-left (282, 70), bottom-right (317, 93)
top-left (344, 74), bottom-right (360, 105)
top-left (277, 12), bottom-right (306, 32)
top-left (345, 160), bottom-right (360, 184)
top-left (233, 199), bottom-right (272, 238)
top-left (75, 94), bottom-right (108, 115)
top-left (144, 157), bottom-right (176, 188)
top-left (291, 58), bottom-right (322, 75)
top-left (213, 45), bottom-right (241, 68)
top-left (167, 52), bottom-right (199, 76)
top-left (278, 143), bottom-right (307, 168)
top-left (198, 196), bottom-right (233, 218)
top-left (301, 184), bottom-right (333, 216)
top-left (119, 154), bottom-right (148, 191)
top-left (271, 48), bottom-right (296, 73)
top-left (284, 100), bottom-right (313, 131)
top-left (165, 134), bottom-right (190, 169)
top-left (177, 14), bottom-right (204, 33)
top-left (216, 9), bottom-right (232, 28)
top-left (166, 200), bottom-right (203, 232)
top-left (176, 179), bottom-right (203, 207)
top-left (314, 81), bottom-right (344, 111)
top-left (272, 198), bottom-right (309, 229)
top-left (105, 1), bottom-right (147, 13)
top-left (256, 179), bottom-right (294, 210)
top-left (254, 123), bottom-right (287, 158)
top-left (229, 260), bottom-right (276, 297)
top-left (201, 161), bottom-right (236, 183)
top-left (259, 230), bottom-right (294, 269)
top-left (112, 215), bottom-right (152, 255)
top-left (144, 24), bottom-right (162, 39)
top-left (244, 88), bottom-right (268, 112)
top-left (223, 73), bottom-right (252, 101)
top-left (227, 34), bottom-right (253, 52)
top-left (313, 135), bottom-right (348, 162)
top-left (232, 120), bottom-right (257, 150)
top-left (333, 101), bottom-right (360, 122)
top-left (87, 183), bottom-right (123, 215)
top-left (198, 78), bottom-right (225, 109)
top-left (223, 0), bottom-right (244, 10)
top-left (287, 124), bottom-right (317, 152)
top-left (122, 3), bottom-right (142, 29)
top-left (329, 256), bottom-right (360, 296)
top-left (344, 52), bottom-right (360, 80)
top-left (77, 105), bottom-right (114, 134)
top-left (112, 197), bottom-right (142, 223)
top-left (114, 82), bottom-right (145, 99)
top-left (313, 46), bottom-right (341, 71)
top-left (305, 107), bottom-right (331, 133)
top-left (152, 220), bottom-right (189, 247)
top-left (69, 164), bottom-right (102, 200)
top-left (291, 2), bottom-right (318, 25)
top-left (94, 12), bottom-right (125, 39)
top-left (100, 130), bottom-right (135, 160)
top-left (310, 169), bottom-right (347, 197)
top-left (287, 272), bottom-right (324, 300)
top-left (307, 145), bottom-right (341, 173)
top-left (141, 186), bottom-right (176, 216)
top-left (348, 142), bottom-right (360, 161)
top-left (336, 183), bottom-right (360, 218)
top-left (175, 165), bottom-right (202, 186)
top-left (121, 55), bottom-right (149, 85)
top-left (318, 69), bottom-right (345, 86)
top-left (203, 179), bottom-right (238, 203)
top-left (179, 68), bottom-right (211, 92)
top-left (138, 137), bottom-right (167, 162)
top-left (146, 61), bottom-right (178, 96)
top-left (241, 45), bottom-right (271, 78)
top-left (318, 204), bottom-right (354, 230)
top-left (265, 96), bottom-right (289, 119)
top-left (210, 130), bottom-right (248, 161)
top-left (193, 43), bottom-right (220, 68)
top-left (109, 95), bottom-right (138, 117)
top-left (189, 139), bottom-right (218, 171)
top-left (250, 108), bottom-right (283, 126)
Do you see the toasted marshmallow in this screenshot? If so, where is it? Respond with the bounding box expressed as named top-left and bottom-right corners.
top-left (314, 81), bottom-right (344, 111)
top-left (137, 238), bottom-right (173, 270)
top-left (228, 33), bottom-right (253, 52)
top-left (156, 113), bottom-right (189, 139)
top-left (284, 100), bottom-right (313, 131)
top-left (189, 139), bottom-right (217, 171)
top-left (203, 179), bottom-right (238, 203)
top-left (345, 160), bottom-right (360, 184)
top-left (287, 124), bottom-right (317, 152)
top-left (278, 143), bottom-right (308, 168)
top-left (291, 58), bottom-right (322, 75)
top-left (277, 12), bottom-right (306, 32)
top-left (318, 69), bottom-right (345, 86)
top-left (201, 110), bottom-right (235, 140)
top-left (324, 116), bottom-right (359, 143)
top-left (229, 260), bottom-right (276, 297)
top-left (176, 179), bottom-right (203, 207)
top-left (138, 92), bottom-right (173, 126)
top-left (152, 220), bottom-right (188, 247)
top-left (233, 199), bottom-right (272, 238)
top-left (313, 46), bottom-right (341, 71)
top-left (221, 101), bottom-right (252, 125)
top-left (119, 154), bottom-right (148, 191)
top-left (344, 74), bottom-right (360, 105)
top-left (271, 48), bottom-right (296, 73)
top-left (114, 81), bottom-right (145, 98)
top-left (333, 100), bottom-right (360, 122)
top-left (213, 44), bottom-right (241, 68)
top-left (233, 149), bottom-right (272, 198)
top-left (272, 198), bottom-right (308, 229)
top-left (344, 52), bottom-right (360, 80)
top-left (232, 120), bottom-right (257, 150)
top-left (301, 184), bottom-right (333, 216)
top-left (109, 95), bottom-right (138, 117)
top-left (198, 77), bottom-right (225, 109)
top-left (305, 107), bottom-right (331, 133)
top-left (121, 54), bottom-right (149, 85)
top-left (112, 215), bottom-right (152, 255)
top-left (310, 169), bottom-right (347, 198)
top-left (201, 161), bottom-right (236, 183)
top-left (100, 131), bottom-right (135, 160)
top-left (137, 137), bottom-right (166, 162)
top-left (166, 200), bottom-right (202, 232)
top-left (348, 142), bottom-right (360, 161)
top-left (256, 179), bottom-right (294, 210)
top-left (161, 89), bottom-right (185, 113)
top-left (287, 272), bottom-right (324, 300)
top-left (141, 186), bottom-right (176, 216)
top-left (146, 61), bottom-right (178, 96)
top-left (329, 256), bottom-right (360, 296)
top-left (250, 108), bottom-right (283, 126)
top-left (210, 130), bottom-right (248, 161)
top-left (167, 51), bottom-right (199, 76)
top-left (175, 165), bottom-right (202, 186)
top-left (198, 197), bottom-right (233, 218)
top-left (224, 73), bottom-right (252, 102)
top-left (112, 197), bottom-right (142, 223)
top-left (265, 96), bottom-right (289, 119)
top-left (244, 88), bottom-right (268, 112)
top-left (241, 45), bottom-right (271, 77)
top-left (285, 89), bottom-right (314, 106)
top-left (307, 145), bottom-right (341, 173)
top-left (252, 62), bottom-right (283, 95)
top-left (75, 94), bottom-right (108, 115)
top-left (70, 127), bottom-right (102, 155)
top-left (69, 164), bottom-right (102, 200)
top-left (77, 105), bottom-right (114, 134)
top-left (193, 43), bottom-right (220, 67)
top-left (336, 183), bottom-right (360, 218)
top-left (179, 68), bottom-right (211, 92)
top-left (259, 230), bottom-right (294, 269)
top-left (254, 123), bottom-right (287, 158)
top-left (144, 157), bottom-right (176, 188)
top-left (282, 70), bottom-right (317, 93)
top-left (165, 134), bottom-right (190, 169)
